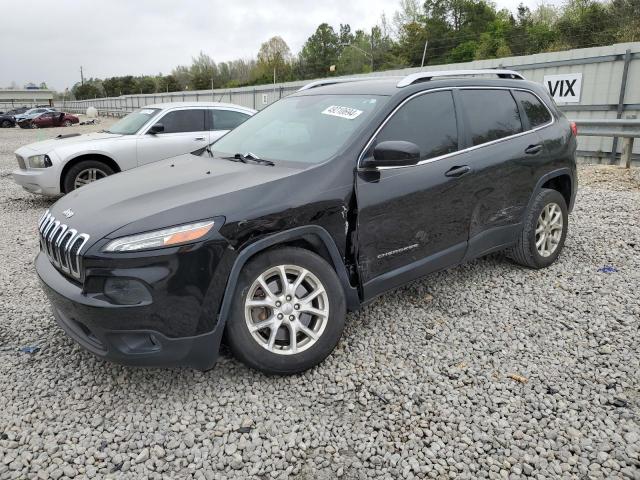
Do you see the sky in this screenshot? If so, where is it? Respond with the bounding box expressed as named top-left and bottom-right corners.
top-left (0, 0), bottom-right (565, 91)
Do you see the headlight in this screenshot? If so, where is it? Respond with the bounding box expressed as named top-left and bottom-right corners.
top-left (104, 220), bottom-right (215, 252)
top-left (28, 154), bottom-right (52, 168)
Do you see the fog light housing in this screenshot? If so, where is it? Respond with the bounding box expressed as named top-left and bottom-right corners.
top-left (104, 278), bottom-right (152, 305)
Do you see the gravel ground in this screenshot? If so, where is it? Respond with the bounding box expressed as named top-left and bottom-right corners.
top-left (0, 122), bottom-right (639, 479)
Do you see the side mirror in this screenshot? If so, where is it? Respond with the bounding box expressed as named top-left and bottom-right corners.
top-left (148, 123), bottom-right (164, 134)
top-left (361, 140), bottom-right (421, 169)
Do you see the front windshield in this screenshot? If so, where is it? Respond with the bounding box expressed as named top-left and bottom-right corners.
top-left (211, 94), bottom-right (387, 163)
top-left (105, 108), bottom-right (160, 135)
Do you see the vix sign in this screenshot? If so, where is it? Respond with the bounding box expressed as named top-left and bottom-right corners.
top-left (543, 73), bottom-right (583, 103)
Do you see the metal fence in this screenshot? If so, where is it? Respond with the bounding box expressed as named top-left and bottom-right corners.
top-left (59, 42), bottom-right (640, 165)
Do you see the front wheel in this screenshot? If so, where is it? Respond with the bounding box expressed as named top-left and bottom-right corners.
top-left (63, 120), bottom-right (72, 127)
top-left (508, 188), bottom-right (568, 269)
top-left (225, 247), bottom-right (346, 375)
top-left (63, 160), bottom-right (114, 193)
top-left (30, 123), bottom-right (39, 129)
top-left (0, 120), bottom-right (12, 128)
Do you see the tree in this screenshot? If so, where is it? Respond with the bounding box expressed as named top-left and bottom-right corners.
top-left (157, 75), bottom-right (181, 92)
top-left (255, 36), bottom-right (292, 83)
top-left (189, 52), bottom-right (217, 90)
top-left (610, 0), bottom-right (640, 41)
top-left (72, 79), bottom-right (103, 100)
top-left (171, 65), bottom-right (191, 90)
top-left (555, 0), bottom-right (616, 49)
top-left (135, 76), bottom-right (156, 94)
top-left (300, 23), bottom-right (341, 78)
top-left (337, 30), bottom-right (372, 74)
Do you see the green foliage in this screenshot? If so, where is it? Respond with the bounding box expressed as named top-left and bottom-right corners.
top-left (254, 36), bottom-right (293, 84)
top-left (71, 79), bottom-right (104, 100)
top-left (68, 0), bottom-right (634, 97)
top-left (299, 23), bottom-right (341, 78)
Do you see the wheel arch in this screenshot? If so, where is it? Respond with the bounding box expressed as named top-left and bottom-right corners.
top-left (529, 168), bottom-right (575, 213)
top-left (218, 226), bottom-right (360, 332)
top-left (60, 154), bottom-right (121, 193)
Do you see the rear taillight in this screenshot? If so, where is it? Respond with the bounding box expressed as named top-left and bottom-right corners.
top-left (570, 121), bottom-right (578, 136)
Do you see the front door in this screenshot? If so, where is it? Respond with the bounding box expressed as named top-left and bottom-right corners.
top-left (136, 109), bottom-right (209, 166)
top-left (355, 90), bottom-right (474, 299)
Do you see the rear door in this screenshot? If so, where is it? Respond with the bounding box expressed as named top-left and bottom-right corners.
top-left (207, 109), bottom-right (252, 143)
top-left (136, 108), bottom-right (208, 165)
top-left (454, 88), bottom-right (542, 254)
top-left (37, 112), bottom-right (54, 127)
top-left (356, 89), bottom-right (475, 298)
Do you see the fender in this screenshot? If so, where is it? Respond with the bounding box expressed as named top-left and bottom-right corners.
top-left (216, 225), bottom-right (361, 331)
top-left (527, 167), bottom-right (576, 213)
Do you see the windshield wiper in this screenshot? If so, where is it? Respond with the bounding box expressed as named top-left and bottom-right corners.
top-left (222, 152), bottom-right (274, 166)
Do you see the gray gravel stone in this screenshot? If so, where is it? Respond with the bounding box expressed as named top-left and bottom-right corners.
top-left (0, 124), bottom-right (639, 479)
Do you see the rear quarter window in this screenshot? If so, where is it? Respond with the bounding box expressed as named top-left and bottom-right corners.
top-left (513, 90), bottom-right (552, 129)
top-left (460, 90), bottom-right (523, 146)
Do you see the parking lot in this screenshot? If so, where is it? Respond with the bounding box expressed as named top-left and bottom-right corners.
top-left (0, 122), bottom-right (638, 479)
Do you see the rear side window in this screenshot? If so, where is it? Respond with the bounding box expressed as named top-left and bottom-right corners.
top-left (460, 90), bottom-right (522, 146)
top-left (513, 90), bottom-right (552, 129)
top-left (375, 90), bottom-right (458, 161)
top-left (159, 110), bottom-right (205, 133)
top-left (210, 110), bottom-right (250, 131)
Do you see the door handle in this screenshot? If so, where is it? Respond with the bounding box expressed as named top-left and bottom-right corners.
top-left (445, 165), bottom-right (471, 178)
top-left (525, 144), bottom-right (543, 155)
top-left (194, 136), bottom-right (205, 141)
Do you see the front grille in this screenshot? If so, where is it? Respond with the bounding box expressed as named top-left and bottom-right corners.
top-left (38, 210), bottom-right (90, 280)
top-left (16, 154), bottom-right (26, 170)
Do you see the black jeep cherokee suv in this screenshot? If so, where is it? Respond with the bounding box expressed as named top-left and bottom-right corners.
top-left (36, 70), bottom-right (577, 374)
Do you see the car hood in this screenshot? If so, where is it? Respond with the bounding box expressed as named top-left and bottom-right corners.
top-left (17, 132), bottom-right (123, 154)
top-left (48, 153), bottom-right (300, 243)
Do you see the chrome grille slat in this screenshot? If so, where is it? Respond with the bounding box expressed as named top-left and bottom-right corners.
top-left (37, 210), bottom-right (90, 280)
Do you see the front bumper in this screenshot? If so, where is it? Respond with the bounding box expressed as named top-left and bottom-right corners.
top-left (12, 168), bottom-right (61, 196)
top-left (35, 237), bottom-right (233, 369)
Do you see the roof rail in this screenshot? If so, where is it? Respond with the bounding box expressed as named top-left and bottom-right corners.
top-left (298, 76), bottom-right (387, 91)
top-left (397, 69), bottom-right (524, 87)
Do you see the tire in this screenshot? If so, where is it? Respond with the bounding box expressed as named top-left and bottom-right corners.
top-left (30, 123), bottom-right (39, 129)
top-left (0, 120), bottom-right (12, 128)
top-left (63, 160), bottom-right (114, 193)
top-left (508, 188), bottom-right (568, 269)
top-left (63, 120), bottom-right (72, 127)
top-left (226, 247), bottom-right (346, 375)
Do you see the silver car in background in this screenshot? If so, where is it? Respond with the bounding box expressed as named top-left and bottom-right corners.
top-left (12, 102), bottom-right (256, 195)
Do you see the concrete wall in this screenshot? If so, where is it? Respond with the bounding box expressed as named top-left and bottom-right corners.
top-left (0, 90), bottom-right (54, 110)
top-left (59, 42), bottom-right (640, 164)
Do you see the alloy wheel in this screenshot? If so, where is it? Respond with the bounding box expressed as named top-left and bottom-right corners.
top-left (535, 202), bottom-right (563, 257)
top-left (244, 264), bottom-right (329, 355)
top-left (74, 168), bottom-right (107, 189)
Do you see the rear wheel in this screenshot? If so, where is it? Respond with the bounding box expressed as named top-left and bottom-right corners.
top-left (0, 120), bottom-right (12, 128)
top-left (226, 247), bottom-right (346, 374)
top-left (508, 188), bottom-right (568, 269)
top-left (63, 160), bottom-right (114, 193)
top-left (30, 123), bottom-right (39, 129)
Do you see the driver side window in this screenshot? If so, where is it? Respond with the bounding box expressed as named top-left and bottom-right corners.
top-left (375, 90), bottom-right (459, 161)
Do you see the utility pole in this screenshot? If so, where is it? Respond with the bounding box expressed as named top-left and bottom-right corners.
top-left (421, 39), bottom-right (429, 67)
top-left (80, 66), bottom-right (84, 86)
top-left (370, 29), bottom-right (375, 72)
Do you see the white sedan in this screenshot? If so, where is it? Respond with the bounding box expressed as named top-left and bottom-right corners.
top-left (12, 102), bottom-right (256, 196)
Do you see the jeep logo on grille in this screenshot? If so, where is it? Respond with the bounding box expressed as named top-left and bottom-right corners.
top-left (62, 209), bottom-right (74, 218)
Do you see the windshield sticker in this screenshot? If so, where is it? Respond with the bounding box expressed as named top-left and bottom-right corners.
top-left (321, 105), bottom-right (363, 120)
top-left (139, 109), bottom-right (155, 115)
